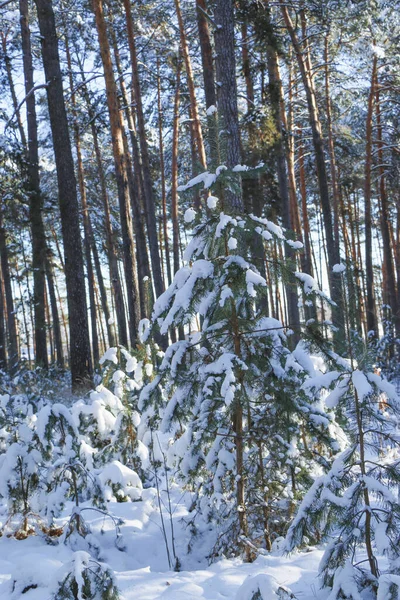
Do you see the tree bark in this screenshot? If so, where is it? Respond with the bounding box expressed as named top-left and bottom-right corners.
top-left (72, 47), bottom-right (128, 346)
top-left (1, 32), bottom-right (27, 148)
top-left (364, 56), bottom-right (378, 335)
top-left (214, 0), bottom-right (243, 212)
top-left (279, 3), bottom-right (343, 336)
top-left (90, 230), bottom-right (116, 348)
top-left (45, 249), bottom-right (64, 367)
top-left (0, 265), bottom-right (7, 371)
top-left (122, 0), bottom-right (164, 299)
top-left (92, 0), bottom-right (140, 348)
top-left (250, 1), bottom-right (300, 337)
top-left (171, 59), bottom-right (182, 276)
top-left (108, 19), bottom-right (151, 316)
top-left (34, 0), bottom-right (92, 389)
top-left (175, 0), bottom-right (207, 170)
top-left (196, 0), bottom-right (219, 167)
top-left (64, 33), bottom-right (99, 366)
top-left (0, 212), bottom-right (18, 373)
top-left (374, 69), bottom-right (399, 336)
top-left (157, 58), bottom-right (172, 287)
top-left (324, 33), bottom-right (340, 249)
top-left (19, 0), bottom-right (48, 369)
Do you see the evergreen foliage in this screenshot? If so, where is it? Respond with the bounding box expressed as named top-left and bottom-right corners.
top-left (54, 551), bottom-right (119, 600)
top-left (285, 337), bottom-right (400, 598)
top-left (138, 191), bottom-right (339, 557)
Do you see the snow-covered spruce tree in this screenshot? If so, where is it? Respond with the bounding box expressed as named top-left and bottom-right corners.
top-left (0, 392), bottom-right (42, 535)
top-left (138, 170), bottom-right (339, 558)
top-left (74, 345), bottom-right (153, 503)
top-left (0, 386), bottom-right (105, 536)
top-left (53, 551), bottom-right (119, 600)
top-left (285, 334), bottom-right (400, 598)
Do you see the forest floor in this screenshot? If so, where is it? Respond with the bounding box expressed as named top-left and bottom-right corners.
top-left (0, 483), bottom-right (327, 600)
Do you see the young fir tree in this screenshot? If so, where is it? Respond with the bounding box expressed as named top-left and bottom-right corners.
top-left (138, 169), bottom-right (340, 558)
top-left (285, 333), bottom-right (400, 599)
top-left (75, 345), bottom-right (155, 503)
top-left (53, 551), bottom-right (119, 600)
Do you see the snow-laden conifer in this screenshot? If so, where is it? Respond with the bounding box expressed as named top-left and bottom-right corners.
top-left (53, 551), bottom-right (119, 600)
top-left (138, 196), bottom-right (338, 557)
top-left (285, 336), bottom-right (400, 598)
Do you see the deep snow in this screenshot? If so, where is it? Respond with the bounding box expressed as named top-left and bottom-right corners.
top-left (0, 485), bottom-right (326, 600)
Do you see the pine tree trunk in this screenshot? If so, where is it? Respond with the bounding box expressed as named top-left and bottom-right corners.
top-left (324, 33), bottom-right (340, 249)
top-left (64, 34), bottom-right (99, 366)
top-left (196, 0), bottom-right (216, 110)
top-left (44, 282), bottom-right (53, 364)
top-left (231, 299), bottom-right (250, 560)
top-left (45, 250), bottom-right (64, 368)
top-left (196, 0), bottom-right (219, 167)
top-left (241, 22), bottom-right (255, 111)
top-left (90, 231), bottom-right (116, 348)
top-left (108, 21), bottom-right (151, 315)
top-left (18, 0), bottom-right (48, 368)
top-left (298, 130), bottom-right (313, 278)
top-left (157, 58), bottom-right (172, 287)
top-left (34, 0), bottom-right (92, 389)
top-left (122, 0), bottom-right (164, 299)
top-left (214, 0), bottom-right (243, 212)
top-left (264, 8), bottom-right (300, 338)
top-left (1, 32), bottom-right (27, 148)
top-left (171, 59), bottom-right (182, 276)
top-left (0, 213), bottom-right (18, 373)
top-left (279, 3), bottom-right (343, 335)
top-left (0, 266), bottom-right (7, 370)
top-left (74, 50), bottom-right (128, 346)
top-left (285, 52), bottom-right (303, 240)
top-left (175, 0), bottom-right (207, 170)
top-left (374, 69), bottom-right (399, 337)
top-left (92, 0), bottom-right (140, 348)
top-left (88, 110), bottom-right (128, 346)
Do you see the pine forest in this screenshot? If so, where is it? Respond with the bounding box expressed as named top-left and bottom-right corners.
top-left (0, 0), bottom-right (399, 598)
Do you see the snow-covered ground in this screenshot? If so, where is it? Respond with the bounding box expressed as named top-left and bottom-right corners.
top-left (0, 486), bottom-right (326, 600)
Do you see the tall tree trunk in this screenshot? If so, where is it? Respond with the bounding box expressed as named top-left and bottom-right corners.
top-left (34, 0), bottom-right (92, 389)
top-left (279, 2), bottom-right (343, 336)
top-left (196, 0), bottom-right (219, 167)
top-left (364, 56), bottom-right (378, 335)
top-left (324, 33), bottom-right (340, 249)
top-left (19, 0), bottom-right (48, 369)
top-left (171, 59), bottom-right (182, 276)
top-left (64, 33), bottom-right (99, 366)
top-left (1, 32), bottom-right (27, 148)
top-left (73, 47), bottom-right (128, 345)
top-left (250, 1), bottom-right (300, 337)
top-left (175, 0), bottom-right (207, 170)
top-left (374, 69), bottom-right (399, 336)
top-left (0, 265), bottom-right (7, 371)
top-left (92, 0), bottom-right (140, 348)
top-left (0, 213), bottom-right (18, 373)
top-left (122, 0), bottom-right (164, 299)
top-left (90, 231), bottom-right (116, 348)
top-left (214, 0), bottom-right (243, 212)
top-left (44, 281), bottom-right (53, 364)
top-left (157, 58), bottom-right (172, 287)
top-left (298, 129), bottom-right (313, 278)
top-left (214, 0), bottom-right (249, 560)
top-left (241, 22), bottom-right (255, 112)
top-left (45, 249), bottom-right (64, 367)
top-left (76, 64), bottom-right (128, 346)
top-left (285, 52), bottom-right (302, 240)
top-left (107, 19), bottom-right (151, 316)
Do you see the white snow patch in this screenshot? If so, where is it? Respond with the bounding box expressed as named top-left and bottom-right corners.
top-left (184, 208), bottom-right (196, 223)
top-left (207, 195), bottom-right (218, 209)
